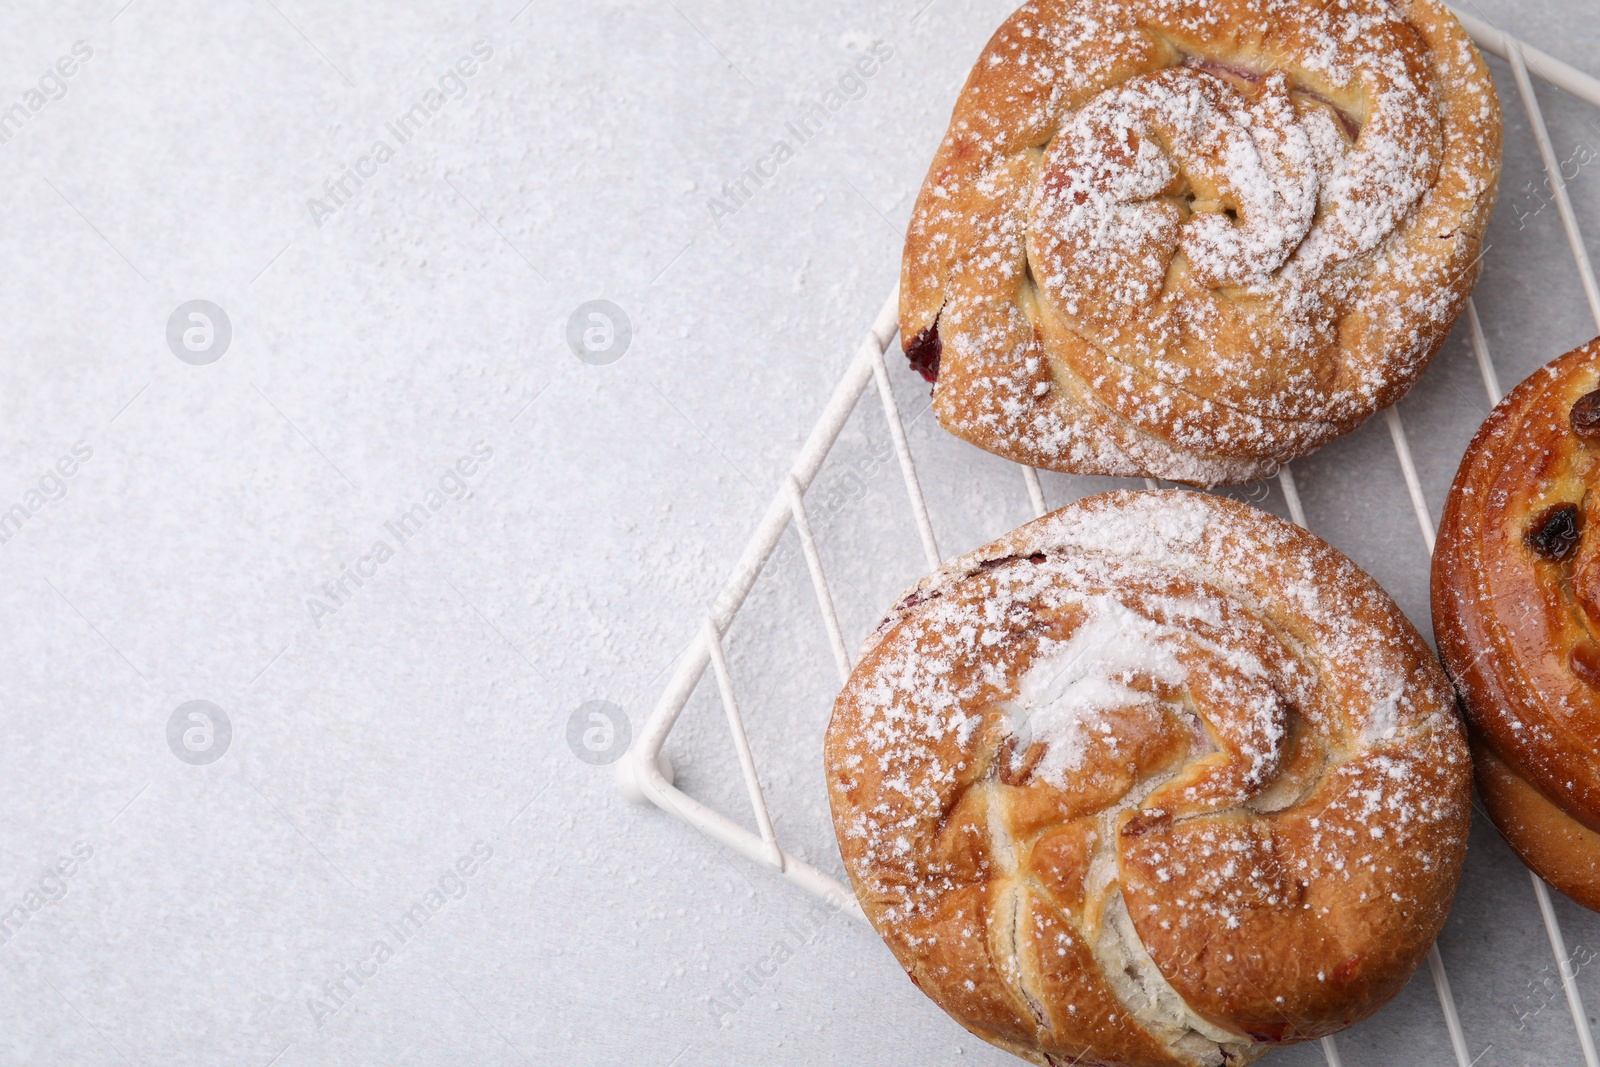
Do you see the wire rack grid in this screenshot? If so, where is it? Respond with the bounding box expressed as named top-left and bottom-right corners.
top-left (616, 10), bottom-right (1600, 1066)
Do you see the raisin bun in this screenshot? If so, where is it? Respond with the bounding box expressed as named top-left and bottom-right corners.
top-left (1434, 337), bottom-right (1600, 911)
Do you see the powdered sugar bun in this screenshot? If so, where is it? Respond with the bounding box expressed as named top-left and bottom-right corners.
top-left (901, 0), bottom-right (1501, 486)
top-left (826, 491), bottom-right (1470, 1066)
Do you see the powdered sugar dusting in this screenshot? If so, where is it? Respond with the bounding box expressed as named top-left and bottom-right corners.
top-left (826, 491), bottom-right (1470, 1063)
top-left (900, 0), bottom-right (1501, 486)
top-left (1008, 596), bottom-right (1189, 784)
top-left (1034, 68), bottom-right (1320, 305)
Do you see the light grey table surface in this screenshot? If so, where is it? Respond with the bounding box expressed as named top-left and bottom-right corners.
top-left (3, 1), bottom-right (1600, 1064)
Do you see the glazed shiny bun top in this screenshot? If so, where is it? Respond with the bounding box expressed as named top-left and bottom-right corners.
top-left (1434, 338), bottom-right (1600, 912)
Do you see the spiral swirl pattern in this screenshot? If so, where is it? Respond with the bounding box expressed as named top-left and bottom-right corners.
top-left (826, 492), bottom-right (1469, 1067)
top-left (1434, 339), bottom-right (1600, 914)
top-left (901, 0), bottom-right (1500, 486)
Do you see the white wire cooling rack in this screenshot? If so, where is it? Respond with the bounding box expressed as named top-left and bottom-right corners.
top-left (617, 11), bottom-right (1600, 1066)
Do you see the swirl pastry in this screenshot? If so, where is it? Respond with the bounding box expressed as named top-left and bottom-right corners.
top-left (901, 0), bottom-right (1501, 486)
top-left (1434, 339), bottom-right (1600, 911)
top-left (826, 492), bottom-right (1470, 1066)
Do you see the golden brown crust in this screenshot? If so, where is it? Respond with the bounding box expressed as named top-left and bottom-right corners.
top-left (1433, 337), bottom-right (1600, 910)
top-left (1476, 746), bottom-right (1600, 913)
top-left (828, 491), bottom-right (1471, 1067)
top-left (901, 0), bottom-right (1501, 487)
